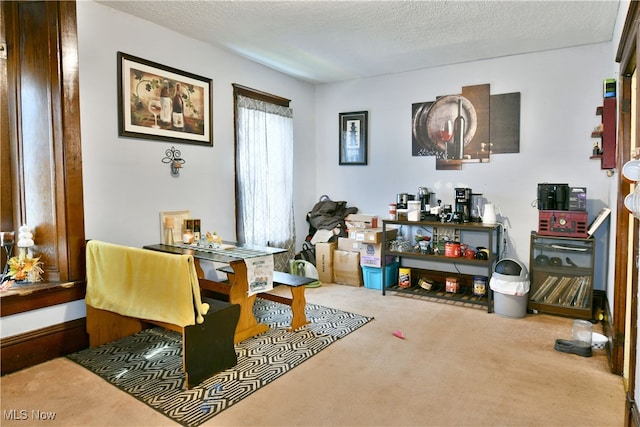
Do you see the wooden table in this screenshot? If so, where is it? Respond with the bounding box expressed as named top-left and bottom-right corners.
top-left (143, 243), bottom-right (285, 343)
top-left (218, 266), bottom-right (313, 332)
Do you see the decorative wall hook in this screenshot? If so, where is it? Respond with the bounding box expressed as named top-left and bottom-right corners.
top-left (161, 146), bottom-right (185, 176)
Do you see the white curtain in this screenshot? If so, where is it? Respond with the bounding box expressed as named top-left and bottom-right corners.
top-left (236, 95), bottom-right (295, 269)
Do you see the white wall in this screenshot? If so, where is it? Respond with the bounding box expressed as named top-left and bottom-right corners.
top-left (3, 1), bottom-right (626, 339)
top-left (314, 42), bottom-right (616, 291)
top-left (1, 1), bottom-right (317, 339)
top-left (77, 1), bottom-right (317, 249)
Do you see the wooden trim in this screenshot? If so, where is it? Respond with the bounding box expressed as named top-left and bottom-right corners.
top-left (0, 317), bottom-right (88, 375)
top-left (1, 280), bottom-right (86, 317)
top-left (232, 86), bottom-right (240, 242)
top-left (611, 73), bottom-right (631, 377)
top-left (628, 391), bottom-right (640, 427)
top-left (4, 0), bottom-right (85, 285)
top-left (612, 2), bottom-right (640, 381)
top-left (58, 0), bottom-right (86, 282)
top-left (602, 287), bottom-right (616, 371)
top-left (631, 220), bottom-right (640, 394)
top-left (617, 1), bottom-right (640, 66)
top-left (232, 83), bottom-right (290, 107)
top-left (0, 2), bottom-right (14, 243)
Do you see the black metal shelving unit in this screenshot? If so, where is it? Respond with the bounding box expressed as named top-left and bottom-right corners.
top-left (381, 219), bottom-right (502, 313)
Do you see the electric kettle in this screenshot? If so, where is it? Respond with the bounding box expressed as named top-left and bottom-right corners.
top-left (479, 203), bottom-right (501, 225)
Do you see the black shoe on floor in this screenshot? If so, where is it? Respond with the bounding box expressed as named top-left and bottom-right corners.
top-left (554, 339), bottom-right (592, 357)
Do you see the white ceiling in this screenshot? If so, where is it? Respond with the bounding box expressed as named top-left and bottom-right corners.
top-left (99, 0), bottom-right (621, 84)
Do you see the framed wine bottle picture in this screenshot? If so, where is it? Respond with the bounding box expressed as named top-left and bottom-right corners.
top-left (117, 52), bottom-right (213, 146)
top-left (339, 111), bottom-right (368, 165)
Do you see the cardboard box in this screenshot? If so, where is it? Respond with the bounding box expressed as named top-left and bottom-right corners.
top-left (569, 187), bottom-right (587, 211)
top-left (339, 237), bottom-right (396, 268)
top-left (310, 229), bottom-right (337, 244)
top-left (332, 250), bottom-right (362, 287)
top-left (345, 214), bottom-right (378, 229)
top-left (359, 242), bottom-right (382, 267)
top-left (338, 237), bottom-right (361, 252)
top-left (338, 238), bottom-right (383, 267)
top-left (348, 227), bottom-right (397, 244)
top-left (359, 242), bottom-right (396, 267)
top-left (315, 241), bottom-right (337, 284)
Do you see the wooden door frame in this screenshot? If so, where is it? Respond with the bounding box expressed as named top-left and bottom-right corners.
top-left (1, 0), bottom-right (88, 374)
top-left (615, 3), bottom-right (640, 425)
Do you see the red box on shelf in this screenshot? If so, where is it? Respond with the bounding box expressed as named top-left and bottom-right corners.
top-left (538, 210), bottom-right (588, 238)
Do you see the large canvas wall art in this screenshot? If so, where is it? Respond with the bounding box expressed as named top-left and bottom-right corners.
top-left (412, 83), bottom-right (520, 170)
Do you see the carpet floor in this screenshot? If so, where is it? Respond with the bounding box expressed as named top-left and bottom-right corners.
top-left (0, 283), bottom-right (626, 426)
top-left (65, 299), bottom-right (373, 427)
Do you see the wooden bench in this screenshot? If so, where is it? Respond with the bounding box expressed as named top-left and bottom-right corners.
top-left (216, 266), bottom-right (317, 331)
top-left (85, 241), bottom-right (241, 389)
top-left (143, 244), bottom-right (302, 344)
top-left (86, 298), bottom-right (239, 388)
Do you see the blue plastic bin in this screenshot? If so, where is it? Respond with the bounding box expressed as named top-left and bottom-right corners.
top-left (362, 262), bottom-right (400, 290)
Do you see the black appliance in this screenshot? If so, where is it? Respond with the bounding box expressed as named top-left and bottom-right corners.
top-left (470, 193), bottom-right (483, 222)
top-left (417, 187), bottom-right (436, 212)
top-left (537, 183), bottom-right (569, 211)
top-left (454, 187), bottom-right (472, 222)
top-left (396, 193), bottom-right (414, 210)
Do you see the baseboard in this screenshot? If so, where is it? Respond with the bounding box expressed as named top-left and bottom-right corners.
top-left (0, 318), bottom-right (88, 375)
top-left (591, 290), bottom-right (617, 373)
top-left (628, 391), bottom-right (640, 427)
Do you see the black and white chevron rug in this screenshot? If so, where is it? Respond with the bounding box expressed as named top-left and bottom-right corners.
top-left (67, 299), bottom-right (373, 427)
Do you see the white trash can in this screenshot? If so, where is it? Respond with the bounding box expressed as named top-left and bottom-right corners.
top-left (490, 258), bottom-right (530, 318)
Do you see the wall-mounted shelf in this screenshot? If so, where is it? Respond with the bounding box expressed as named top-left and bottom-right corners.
top-left (591, 97), bottom-right (616, 169)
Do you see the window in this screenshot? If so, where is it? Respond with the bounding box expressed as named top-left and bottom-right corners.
top-left (233, 85), bottom-right (295, 271)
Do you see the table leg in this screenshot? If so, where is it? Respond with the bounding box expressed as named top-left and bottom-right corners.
top-left (288, 286), bottom-right (309, 331)
top-left (225, 260), bottom-right (269, 343)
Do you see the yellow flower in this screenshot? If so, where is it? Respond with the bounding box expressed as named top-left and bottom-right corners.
top-left (22, 258), bottom-right (37, 270)
top-left (7, 256), bottom-right (43, 283)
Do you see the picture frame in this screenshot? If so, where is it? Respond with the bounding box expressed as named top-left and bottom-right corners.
top-left (117, 52), bottom-right (213, 146)
top-left (159, 210), bottom-right (191, 244)
top-left (587, 207), bottom-right (611, 237)
top-left (339, 111), bottom-right (368, 165)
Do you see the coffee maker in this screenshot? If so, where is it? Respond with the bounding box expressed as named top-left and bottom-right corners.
top-left (396, 193), bottom-right (414, 210)
top-left (417, 187), bottom-right (436, 213)
top-left (470, 193), bottom-right (483, 222)
top-left (454, 188), bottom-right (472, 222)
top-left (537, 183), bottom-right (569, 210)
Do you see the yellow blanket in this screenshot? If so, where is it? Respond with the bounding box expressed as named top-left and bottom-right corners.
top-left (86, 240), bottom-right (209, 327)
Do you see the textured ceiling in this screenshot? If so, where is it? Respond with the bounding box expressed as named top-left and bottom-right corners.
top-left (99, 0), bottom-right (621, 84)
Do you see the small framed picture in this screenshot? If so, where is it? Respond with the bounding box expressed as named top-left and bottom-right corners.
top-left (339, 111), bottom-right (368, 165)
top-left (159, 210), bottom-right (191, 244)
top-left (117, 52), bottom-right (213, 146)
